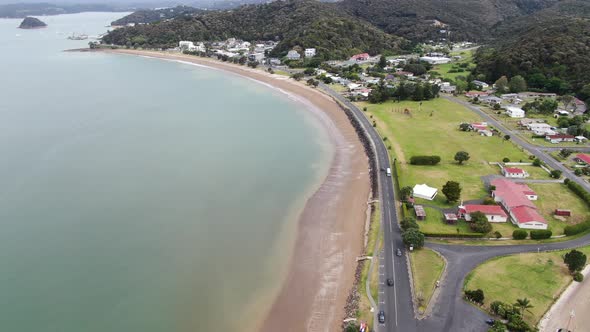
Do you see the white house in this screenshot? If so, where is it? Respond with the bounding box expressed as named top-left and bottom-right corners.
top-left (412, 184), bottom-right (438, 201)
top-left (458, 204), bottom-right (508, 223)
top-left (505, 106), bottom-right (525, 118)
top-left (419, 56), bottom-right (451, 64)
top-left (179, 41), bottom-right (205, 53)
top-left (286, 50), bottom-right (301, 60)
top-left (304, 48), bottom-right (316, 58)
top-left (502, 167), bottom-right (529, 178)
top-left (472, 80), bottom-right (489, 89)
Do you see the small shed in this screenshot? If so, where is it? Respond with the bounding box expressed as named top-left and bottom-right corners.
top-left (444, 213), bottom-right (458, 224)
top-left (415, 205), bottom-right (426, 220)
top-left (555, 209), bottom-right (571, 217)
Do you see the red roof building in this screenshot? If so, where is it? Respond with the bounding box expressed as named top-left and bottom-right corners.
top-left (490, 178), bottom-right (547, 229)
top-left (545, 134), bottom-right (575, 143)
top-left (502, 167), bottom-right (529, 178)
top-left (574, 153), bottom-right (590, 165)
top-left (351, 53), bottom-right (370, 61)
top-left (458, 204), bottom-right (508, 222)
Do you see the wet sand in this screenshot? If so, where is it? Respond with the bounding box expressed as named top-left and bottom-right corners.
top-left (97, 50), bottom-right (372, 332)
top-left (539, 265), bottom-right (590, 332)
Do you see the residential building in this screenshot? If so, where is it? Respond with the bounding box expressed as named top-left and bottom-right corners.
top-left (491, 179), bottom-right (546, 230)
top-left (304, 48), bottom-right (316, 58)
top-left (419, 56), bottom-right (451, 64)
top-left (458, 204), bottom-right (508, 222)
top-left (351, 53), bottom-right (370, 61)
top-left (465, 91), bottom-right (489, 98)
top-left (502, 167), bottom-right (529, 178)
top-left (178, 41), bottom-right (206, 53)
top-left (545, 134), bottom-right (575, 144)
top-left (412, 184), bottom-right (438, 201)
top-left (248, 52), bottom-right (265, 62)
top-left (286, 50), bottom-right (301, 60)
top-left (472, 80), bottom-right (489, 89)
top-left (518, 92), bottom-right (557, 99)
top-left (480, 96), bottom-right (502, 105)
top-left (574, 153), bottom-right (590, 165)
top-left (505, 106), bottom-right (525, 118)
top-left (440, 85), bottom-right (456, 93)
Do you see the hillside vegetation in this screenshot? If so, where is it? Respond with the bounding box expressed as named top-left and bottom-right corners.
top-left (474, 1), bottom-right (590, 95)
top-left (102, 0), bottom-right (407, 59)
top-left (338, 0), bottom-right (559, 42)
top-left (111, 6), bottom-right (203, 26)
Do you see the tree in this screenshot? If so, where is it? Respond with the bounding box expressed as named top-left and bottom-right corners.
top-left (559, 149), bottom-right (573, 158)
top-left (488, 321), bottom-right (507, 332)
top-left (494, 76), bottom-right (509, 93)
top-left (402, 228), bottom-right (424, 249)
top-left (454, 151), bottom-right (470, 164)
top-left (532, 158), bottom-right (542, 167)
top-left (401, 216), bottom-right (419, 231)
top-left (442, 181), bottom-right (462, 203)
top-left (469, 211), bottom-right (492, 233)
top-left (465, 289), bottom-right (484, 304)
top-left (291, 72), bottom-right (304, 81)
top-left (550, 170), bottom-right (562, 179)
top-left (514, 298), bottom-right (533, 315)
top-left (400, 186), bottom-right (413, 200)
top-left (378, 55), bottom-right (387, 69)
top-left (459, 123), bottom-right (471, 131)
top-left (509, 75), bottom-right (527, 93)
top-left (564, 249), bottom-right (587, 273)
top-left (504, 134), bottom-right (511, 141)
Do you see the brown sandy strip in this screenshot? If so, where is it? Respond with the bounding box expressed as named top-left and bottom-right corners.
top-left (94, 50), bottom-right (371, 332)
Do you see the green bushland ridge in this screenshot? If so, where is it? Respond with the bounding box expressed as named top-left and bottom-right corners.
top-left (102, 0), bottom-right (407, 59)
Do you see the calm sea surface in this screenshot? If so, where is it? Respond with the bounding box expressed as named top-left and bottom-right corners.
top-left (0, 12), bottom-right (332, 332)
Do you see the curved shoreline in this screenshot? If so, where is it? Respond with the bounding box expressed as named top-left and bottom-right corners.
top-left (94, 49), bottom-right (372, 331)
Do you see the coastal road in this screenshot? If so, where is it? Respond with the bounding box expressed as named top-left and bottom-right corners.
top-left (319, 83), bottom-right (416, 332)
top-left (318, 85), bottom-right (590, 332)
top-left (444, 96), bottom-right (590, 193)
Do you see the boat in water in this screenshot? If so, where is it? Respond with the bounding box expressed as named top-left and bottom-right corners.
top-left (67, 33), bottom-right (88, 40)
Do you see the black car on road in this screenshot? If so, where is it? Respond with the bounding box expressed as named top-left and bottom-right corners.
top-left (386, 278), bottom-right (394, 286)
top-left (378, 310), bottom-right (385, 324)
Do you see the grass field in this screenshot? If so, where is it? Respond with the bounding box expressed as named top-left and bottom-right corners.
top-left (464, 246), bottom-right (590, 325)
top-left (357, 204), bottom-right (382, 330)
top-left (432, 50), bottom-right (475, 82)
top-left (357, 98), bottom-right (532, 208)
top-left (410, 248), bottom-right (445, 313)
top-left (528, 183), bottom-right (590, 235)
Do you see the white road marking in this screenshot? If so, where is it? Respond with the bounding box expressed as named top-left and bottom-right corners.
top-left (391, 247), bottom-right (398, 326)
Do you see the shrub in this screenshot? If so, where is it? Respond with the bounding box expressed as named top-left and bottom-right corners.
top-left (421, 232), bottom-right (485, 238)
top-left (502, 157), bottom-right (510, 163)
top-left (401, 216), bottom-right (419, 231)
top-left (410, 155), bottom-right (441, 165)
top-left (529, 230), bottom-right (552, 239)
top-left (532, 158), bottom-right (542, 167)
top-left (513, 229), bottom-right (528, 240)
top-left (465, 289), bottom-right (484, 304)
top-left (564, 220), bottom-right (590, 236)
top-left (494, 231), bottom-right (502, 239)
top-left (565, 180), bottom-right (590, 207)
top-left (574, 272), bottom-right (584, 282)
top-left (483, 197), bottom-right (496, 205)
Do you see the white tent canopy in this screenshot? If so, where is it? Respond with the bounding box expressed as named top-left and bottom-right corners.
top-left (413, 184), bottom-right (438, 201)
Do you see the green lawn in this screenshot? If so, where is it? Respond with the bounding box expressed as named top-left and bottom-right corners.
top-left (409, 248), bottom-right (445, 313)
top-left (358, 98), bottom-right (531, 208)
top-left (357, 203), bottom-right (382, 330)
top-left (528, 183), bottom-right (590, 235)
top-left (464, 246), bottom-right (590, 325)
top-left (432, 50), bottom-right (475, 82)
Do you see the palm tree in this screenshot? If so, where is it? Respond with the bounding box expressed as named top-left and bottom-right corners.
top-left (514, 298), bottom-right (534, 315)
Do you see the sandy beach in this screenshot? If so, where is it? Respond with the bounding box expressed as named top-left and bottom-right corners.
top-left (97, 49), bottom-right (372, 332)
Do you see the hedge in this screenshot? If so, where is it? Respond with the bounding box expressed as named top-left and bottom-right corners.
top-left (565, 180), bottom-right (590, 207)
top-left (530, 229), bottom-right (552, 239)
top-left (512, 229), bottom-right (528, 240)
top-left (564, 220), bottom-right (590, 236)
top-left (422, 232), bottom-right (485, 238)
top-left (410, 155), bottom-right (441, 165)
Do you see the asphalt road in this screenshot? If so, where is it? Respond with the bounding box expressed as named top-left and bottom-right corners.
top-left (317, 85), bottom-right (590, 332)
top-left (444, 96), bottom-right (590, 193)
top-left (319, 83), bottom-right (416, 332)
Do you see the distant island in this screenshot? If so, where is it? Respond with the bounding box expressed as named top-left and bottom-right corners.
top-left (18, 16), bottom-right (47, 29)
